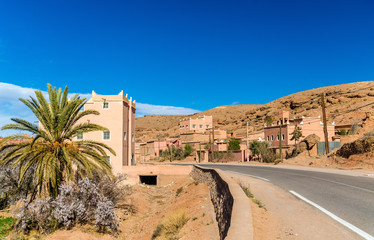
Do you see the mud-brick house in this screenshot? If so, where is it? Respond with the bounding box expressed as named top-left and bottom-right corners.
top-left (264, 111), bottom-right (336, 155)
top-left (179, 115), bottom-right (212, 134)
top-left (138, 138), bottom-right (180, 162)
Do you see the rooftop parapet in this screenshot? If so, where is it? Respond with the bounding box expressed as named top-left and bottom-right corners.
top-left (87, 90), bottom-right (136, 108)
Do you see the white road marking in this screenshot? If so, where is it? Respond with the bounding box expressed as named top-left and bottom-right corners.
top-left (225, 170), bottom-right (270, 182)
top-left (289, 190), bottom-right (374, 240)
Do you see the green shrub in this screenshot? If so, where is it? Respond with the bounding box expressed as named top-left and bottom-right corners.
top-left (176, 187), bottom-right (183, 197)
top-left (0, 216), bottom-right (17, 238)
top-left (338, 129), bottom-right (348, 136)
top-left (258, 142), bottom-right (276, 163)
top-left (184, 144), bottom-right (193, 157)
top-left (228, 139), bottom-right (241, 150)
top-left (251, 141), bottom-right (276, 162)
top-left (212, 151), bottom-right (225, 160)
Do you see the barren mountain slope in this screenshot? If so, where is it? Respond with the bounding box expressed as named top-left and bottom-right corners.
top-left (135, 81), bottom-right (374, 142)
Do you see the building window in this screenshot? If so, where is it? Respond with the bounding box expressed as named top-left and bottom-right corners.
top-left (132, 133), bottom-right (135, 142)
top-left (271, 135), bottom-right (273, 141)
top-left (124, 131), bottom-right (127, 141)
top-left (199, 125), bottom-right (203, 128)
top-left (282, 134), bottom-right (285, 140)
top-left (277, 135), bottom-right (279, 141)
top-left (192, 124), bottom-right (196, 129)
top-left (105, 156), bottom-right (111, 164)
top-left (206, 125), bottom-right (209, 129)
top-left (186, 125), bottom-right (189, 129)
top-left (77, 133), bottom-right (83, 140)
top-left (103, 131), bottom-right (110, 140)
top-left (267, 136), bottom-right (269, 141)
top-left (103, 102), bottom-right (109, 109)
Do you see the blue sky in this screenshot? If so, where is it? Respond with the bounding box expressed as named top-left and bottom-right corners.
top-left (0, 0), bottom-right (374, 135)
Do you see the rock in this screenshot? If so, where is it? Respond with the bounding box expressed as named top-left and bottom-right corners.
top-left (302, 134), bottom-right (320, 149)
top-left (346, 93), bottom-right (366, 98)
top-left (326, 98), bottom-right (338, 104)
top-left (336, 136), bottom-right (374, 158)
top-left (289, 134), bottom-right (320, 158)
top-left (290, 101), bottom-right (302, 110)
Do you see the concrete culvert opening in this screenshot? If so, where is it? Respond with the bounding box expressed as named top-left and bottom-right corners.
top-left (139, 175), bottom-right (157, 185)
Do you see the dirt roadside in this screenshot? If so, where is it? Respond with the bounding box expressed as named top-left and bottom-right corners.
top-left (2, 176), bottom-right (219, 240)
top-left (226, 172), bottom-right (361, 240)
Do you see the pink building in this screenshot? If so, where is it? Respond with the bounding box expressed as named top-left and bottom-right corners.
top-left (75, 90), bottom-right (136, 174)
top-left (179, 116), bottom-right (212, 134)
top-left (264, 111), bottom-right (335, 151)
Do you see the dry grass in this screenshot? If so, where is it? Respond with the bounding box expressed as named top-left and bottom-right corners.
top-left (152, 209), bottom-right (189, 240)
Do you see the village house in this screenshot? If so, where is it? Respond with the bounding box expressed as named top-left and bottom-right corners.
top-left (264, 111), bottom-right (336, 155)
top-left (74, 90), bottom-right (136, 174)
top-left (179, 115), bottom-right (212, 134)
top-left (137, 138), bottom-right (180, 162)
top-left (0, 134), bottom-right (32, 145)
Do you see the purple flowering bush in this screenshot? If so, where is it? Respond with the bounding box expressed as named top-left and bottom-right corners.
top-left (15, 178), bottom-right (118, 234)
top-left (15, 197), bottom-right (57, 234)
top-left (95, 200), bottom-right (118, 233)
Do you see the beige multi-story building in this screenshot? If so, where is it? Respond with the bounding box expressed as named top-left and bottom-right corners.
top-left (75, 90), bottom-right (136, 174)
top-left (179, 116), bottom-right (212, 134)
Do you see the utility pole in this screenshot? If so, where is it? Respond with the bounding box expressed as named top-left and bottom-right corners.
top-left (321, 93), bottom-right (330, 154)
top-left (279, 120), bottom-right (282, 161)
top-left (212, 123), bottom-right (215, 153)
top-left (209, 133), bottom-right (211, 162)
top-left (246, 122), bottom-right (249, 162)
top-left (226, 134), bottom-right (229, 162)
top-left (199, 142), bottom-right (201, 163)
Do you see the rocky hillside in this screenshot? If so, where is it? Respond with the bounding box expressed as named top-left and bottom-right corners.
top-left (135, 81), bottom-right (374, 142)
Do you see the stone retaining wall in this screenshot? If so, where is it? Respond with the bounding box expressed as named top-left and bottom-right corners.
top-left (190, 166), bottom-right (233, 240)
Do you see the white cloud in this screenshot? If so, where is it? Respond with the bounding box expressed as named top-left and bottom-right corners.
top-left (0, 82), bottom-right (200, 136)
top-left (135, 103), bottom-right (199, 117)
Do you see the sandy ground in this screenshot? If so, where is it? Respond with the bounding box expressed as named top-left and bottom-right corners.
top-left (4, 176), bottom-right (219, 240)
top-left (226, 172), bottom-right (361, 240)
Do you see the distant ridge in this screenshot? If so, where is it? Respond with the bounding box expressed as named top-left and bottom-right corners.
top-left (135, 81), bottom-right (374, 142)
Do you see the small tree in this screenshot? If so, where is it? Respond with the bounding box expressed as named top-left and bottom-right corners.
top-left (228, 139), bottom-right (241, 150)
top-left (290, 124), bottom-right (303, 146)
top-left (250, 141), bottom-right (276, 163)
top-left (264, 116), bottom-right (273, 126)
top-left (184, 144), bottom-right (193, 157)
top-left (250, 141), bottom-right (261, 160)
top-left (257, 141), bottom-right (276, 163)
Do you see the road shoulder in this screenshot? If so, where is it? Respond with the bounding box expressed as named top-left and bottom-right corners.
top-left (225, 172), bottom-right (361, 240)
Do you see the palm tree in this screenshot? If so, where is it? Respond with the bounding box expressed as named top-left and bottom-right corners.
top-left (0, 84), bottom-right (115, 200)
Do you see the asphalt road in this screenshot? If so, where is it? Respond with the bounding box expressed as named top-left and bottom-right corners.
top-left (197, 164), bottom-right (374, 239)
